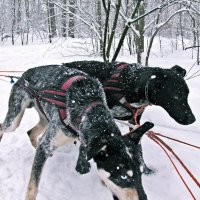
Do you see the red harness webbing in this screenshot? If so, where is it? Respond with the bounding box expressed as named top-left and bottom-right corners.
top-left (103, 63), bottom-right (128, 94)
top-left (42, 75), bottom-right (86, 134)
top-left (39, 75), bottom-right (86, 121)
top-left (103, 62), bottom-right (148, 124)
top-left (38, 76), bottom-right (103, 134)
top-left (18, 75), bottom-right (86, 135)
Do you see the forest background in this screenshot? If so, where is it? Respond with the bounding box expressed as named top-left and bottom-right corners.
top-left (1, 0), bottom-right (200, 66)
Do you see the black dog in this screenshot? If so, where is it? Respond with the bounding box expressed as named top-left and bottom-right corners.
top-left (0, 65), bottom-right (153, 200)
top-left (63, 61), bottom-right (195, 125)
top-left (64, 61), bottom-right (196, 175)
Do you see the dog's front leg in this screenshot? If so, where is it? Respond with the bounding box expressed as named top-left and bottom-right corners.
top-left (76, 145), bottom-right (91, 174)
top-left (137, 143), bottom-right (154, 175)
top-left (25, 143), bottom-right (49, 200)
top-left (25, 125), bottom-right (56, 200)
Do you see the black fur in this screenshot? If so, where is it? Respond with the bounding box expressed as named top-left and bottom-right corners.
top-left (64, 60), bottom-right (196, 177)
top-left (63, 61), bottom-right (195, 125)
top-left (0, 65), bottom-right (154, 200)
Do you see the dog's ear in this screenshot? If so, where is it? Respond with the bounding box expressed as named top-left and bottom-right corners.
top-left (171, 65), bottom-right (186, 77)
top-left (86, 136), bottom-right (108, 161)
top-left (127, 122), bottom-right (154, 144)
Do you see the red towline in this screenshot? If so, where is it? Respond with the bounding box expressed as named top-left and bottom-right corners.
top-left (147, 131), bottom-right (200, 200)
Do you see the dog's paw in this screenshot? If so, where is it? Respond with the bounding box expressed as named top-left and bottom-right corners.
top-left (75, 160), bottom-right (91, 174)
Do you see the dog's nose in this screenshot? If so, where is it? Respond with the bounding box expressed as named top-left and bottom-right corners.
top-left (184, 113), bottom-right (196, 125)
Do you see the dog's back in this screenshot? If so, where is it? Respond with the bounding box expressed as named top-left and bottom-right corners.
top-left (63, 61), bottom-right (117, 81)
top-left (20, 65), bottom-right (86, 89)
top-left (63, 61), bottom-right (144, 81)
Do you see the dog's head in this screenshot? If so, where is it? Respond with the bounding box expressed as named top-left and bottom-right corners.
top-left (146, 65), bottom-right (195, 125)
top-left (87, 122), bottom-right (154, 200)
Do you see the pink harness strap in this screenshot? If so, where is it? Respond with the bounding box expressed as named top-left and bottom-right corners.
top-left (40, 90), bottom-right (65, 96)
top-left (103, 86), bottom-right (122, 91)
top-left (59, 75), bottom-right (86, 121)
top-left (38, 74), bottom-right (86, 126)
top-left (103, 63), bottom-right (128, 93)
top-left (42, 97), bottom-right (66, 107)
top-left (103, 62), bottom-right (148, 122)
top-left (110, 63), bottom-right (128, 78)
top-left (61, 75), bottom-right (86, 90)
top-left (59, 109), bottom-right (67, 121)
top-left (39, 75), bottom-right (86, 108)
top-left (116, 63), bottom-right (129, 70)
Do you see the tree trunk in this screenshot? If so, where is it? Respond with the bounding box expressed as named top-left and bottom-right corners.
top-left (112, 0), bottom-right (142, 62)
top-left (47, 0), bottom-right (57, 43)
top-left (68, 0), bottom-right (76, 38)
top-left (16, 0), bottom-right (21, 35)
top-left (197, 31), bottom-right (200, 65)
top-left (102, 0), bottom-right (111, 61)
top-left (11, 0), bottom-right (16, 45)
top-left (192, 17), bottom-right (196, 47)
top-left (25, 0), bottom-right (30, 44)
top-left (134, 0), bottom-right (145, 64)
top-left (179, 5), bottom-right (185, 50)
top-left (127, 33), bottom-right (134, 55)
top-left (61, 0), bottom-right (67, 37)
top-left (106, 0), bottom-right (121, 60)
top-left (96, 0), bottom-right (103, 56)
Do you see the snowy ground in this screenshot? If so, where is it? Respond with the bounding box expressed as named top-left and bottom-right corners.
top-left (0, 38), bottom-right (200, 200)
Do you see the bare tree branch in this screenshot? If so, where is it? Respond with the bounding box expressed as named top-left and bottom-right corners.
top-left (48, 0), bottom-right (101, 39)
top-left (112, 0), bottom-right (142, 61)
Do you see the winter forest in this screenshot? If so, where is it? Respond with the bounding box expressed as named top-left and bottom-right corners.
top-left (1, 0), bottom-right (200, 65)
top-left (0, 0), bottom-right (200, 200)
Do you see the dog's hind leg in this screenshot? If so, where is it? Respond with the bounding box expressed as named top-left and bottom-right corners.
top-left (0, 85), bottom-right (31, 141)
top-left (27, 116), bottom-right (48, 148)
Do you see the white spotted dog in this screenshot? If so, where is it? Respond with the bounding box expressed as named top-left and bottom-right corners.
top-left (0, 65), bottom-right (153, 200)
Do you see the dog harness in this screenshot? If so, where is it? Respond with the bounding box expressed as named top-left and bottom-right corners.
top-left (17, 75), bottom-right (90, 135)
top-left (17, 74), bottom-right (106, 135)
top-left (103, 62), bottom-right (148, 123)
top-left (38, 75), bottom-right (86, 121)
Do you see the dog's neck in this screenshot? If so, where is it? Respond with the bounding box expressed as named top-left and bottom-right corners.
top-left (70, 101), bottom-right (102, 129)
top-left (78, 104), bottom-right (116, 145)
top-left (119, 66), bottom-right (154, 104)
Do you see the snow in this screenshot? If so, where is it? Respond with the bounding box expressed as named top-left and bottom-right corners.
top-left (150, 75), bottom-right (156, 79)
top-left (0, 38), bottom-right (200, 200)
